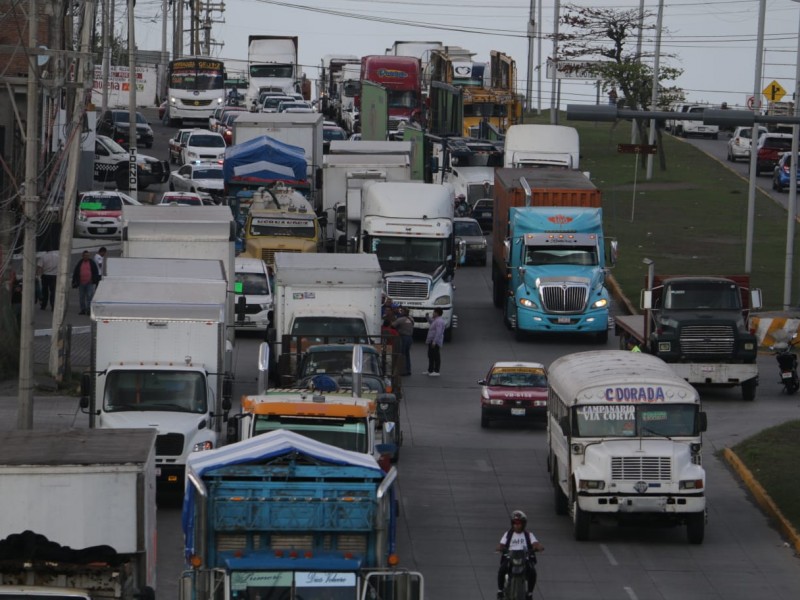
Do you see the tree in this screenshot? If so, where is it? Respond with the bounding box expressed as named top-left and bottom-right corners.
top-left (559, 5), bottom-right (685, 167)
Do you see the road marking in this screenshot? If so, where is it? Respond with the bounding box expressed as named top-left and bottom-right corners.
top-left (623, 586), bottom-right (638, 600)
top-left (600, 543), bottom-right (618, 566)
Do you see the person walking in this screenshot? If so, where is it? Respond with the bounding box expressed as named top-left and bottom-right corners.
top-left (72, 250), bottom-right (101, 315)
top-left (392, 307), bottom-right (415, 376)
top-left (36, 249), bottom-right (59, 310)
top-left (93, 247), bottom-right (107, 277)
top-left (424, 307), bottom-right (445, 376)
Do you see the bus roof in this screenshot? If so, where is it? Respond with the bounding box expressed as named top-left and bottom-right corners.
top-left (548, 350), bottom-right (699, 405)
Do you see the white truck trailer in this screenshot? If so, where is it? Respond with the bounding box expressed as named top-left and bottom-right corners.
top-left (0, 429), bottom-right (157, 599)
top-left (247, 35), bottom-right (299, 110)
top-left (360, 181), bottom-right (457, 339)
top-left (80, 270), bottom-right (233, 494)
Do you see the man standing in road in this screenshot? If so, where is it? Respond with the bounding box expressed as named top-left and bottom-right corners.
top-left (72, 251), bottom-right (100, 315)
top-left (36, 249), bottom-right (59, 311)
top-left (424, 307), bottom-right (445, 377)
top-left (392, 307), bottom-right (415, 376)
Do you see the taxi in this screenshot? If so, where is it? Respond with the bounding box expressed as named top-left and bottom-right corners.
top-left (478, 361), bottom-right (548, 428)
top-left (74, 190), bottom-right (141, 238)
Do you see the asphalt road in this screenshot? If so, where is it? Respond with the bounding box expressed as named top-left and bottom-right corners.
top-left (113, 115), bottom-right (800, 599)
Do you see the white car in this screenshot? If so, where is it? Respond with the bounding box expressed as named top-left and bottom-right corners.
top-left (157, 191), bottom-right (205, 206)
top-left (261, 95), bottom-right (293, 113)
top-left (74, 190), bottom-right (141, 238)
top-left (277, 100), bottom-right (313, 113)
top-left (181, 129), bottom-right (226, 164)
top-left (727, 126), bottom-right (768, 162)
top-left (234, 257), bottom-right (273, 332)
top-left (168, 163), bottom-right (224, 203)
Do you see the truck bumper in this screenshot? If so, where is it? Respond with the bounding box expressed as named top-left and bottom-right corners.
top-left (669, 363), bottom-right (759, 385)
top-left (515, 306), bottom-right (609, 335)
top-left (578, 493), bottom-right (706, 515)
top-left (156, 463), bottom-right (186, 492)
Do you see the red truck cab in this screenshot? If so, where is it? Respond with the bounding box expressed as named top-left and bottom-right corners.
top-left (358, 55), bottom-right (422, 137)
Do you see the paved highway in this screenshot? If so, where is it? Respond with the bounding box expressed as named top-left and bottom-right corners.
top-left (141, 114), bottom-right (800, 600)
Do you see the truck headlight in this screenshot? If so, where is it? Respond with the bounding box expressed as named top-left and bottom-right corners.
top-left (658, 341), bottom-right (671, 352)
top-left (433, 295), bottom-right (451, 306)
top-left (679, 479), bottom-right (704, 490)
top-left (188, 151), bottom-right (198, 159)
top-left (193, 441), bottom-right (214, 452)
top-left (743, 342), bottom-right (755, 351)
top-left (519, 298), bottom-right (537, 308)
top-left (578, 479), bottom-right (605, 490)
top-left (591, 298), bottom-right (608, 309)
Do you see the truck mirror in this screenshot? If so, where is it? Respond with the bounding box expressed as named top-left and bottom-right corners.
top-left (236, 295), bottom-right (246, 322)
top-left (223, 377), bottom-right (233, 401)
top-left (750, 288), bottom-right (762, 310)
top-left (608, 239), bottom-right (618, 266)
top-left (641, 289), bottom-right (653, 310)
top-left (316, 167), bottom-right (323, 189)
top-left (226, 417), bottom-right (240, 444)
top-left (80, 372), bottom-right (91, 401)
top-left (697, 411), bottom-right (708, 433)
top-left (430, 156), bottom-right (439, 173)
top-left (558, 415), bottom-right (571, 436)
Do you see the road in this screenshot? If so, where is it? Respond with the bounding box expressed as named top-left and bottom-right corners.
top-left (136, 113), bottom-right (800, 600)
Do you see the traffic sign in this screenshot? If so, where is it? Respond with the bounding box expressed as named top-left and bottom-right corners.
top-left (746, 95), bottom-right (755, 110)
top-left (763, 80), bottom-right (786, 103)
top-left (618, 143), bottom-right (657, 155)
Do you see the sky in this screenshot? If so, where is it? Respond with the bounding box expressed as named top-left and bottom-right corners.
top-left (128, 0), bottom-right (800, 110)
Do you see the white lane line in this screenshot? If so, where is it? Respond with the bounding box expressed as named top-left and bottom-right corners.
top-left (600, 543), bottom-right (618, 566)
top-left (623, 586), bottom-right (638, 600)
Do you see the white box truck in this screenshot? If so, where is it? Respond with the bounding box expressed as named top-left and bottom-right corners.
top-left (0, 429), bottom-right (157, 599)
top-left (80, 271), bottom-right (233, 494)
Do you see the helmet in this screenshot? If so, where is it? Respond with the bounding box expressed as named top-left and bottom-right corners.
top-left (510, 510), bottom-right (527, 525)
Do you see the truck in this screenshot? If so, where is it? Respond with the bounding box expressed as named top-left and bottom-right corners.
top-left (322, 152), bottom-right (411, 251)
top-left (231, 113), bottom-right (324, 208)
top-left (181, 429), bottom-right (423, 600)
top-left (503, 124), bottom-right (581, 169)
top-left (247, 35), bottom-right (299, 110)
top-left (0, 429), bottom-right (157, 599)
top-left (385, 40), bottom-right (443, 89)
top-left (360, 181), bottom-right (458, 339)
top-left (491, 168), bottom-right (611, 342)
top-left (429, 136), bottom-right (504, 204)
top-left (79, 267), bottom-right (233, 494)
top-left (359, 55), bottom-right (423, 139)
top-left (338, 62), bottom-right (362, 134)
top-left (269, 253), bottom-right (384, 358)
top-left (121, 205), bottom-right (237, 341)
top-left (318, 54), bottom-right (360, 121)
top-left (614, 274), bottom-right (762, 401)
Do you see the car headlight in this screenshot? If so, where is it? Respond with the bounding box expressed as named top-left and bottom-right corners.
top-left (578, 479), bottom-right (605, 490)
top-left (433, 295), bottom-right (451, 306)
top-left (192, 441), bottom-right (214, 452)
top-left (188, 151), bottom-right (198, 159)
top-left (77, 213), bottom-right (87, 222)
top-left (481, 388), bottom-right (489, 400)
top-left (519, 297), bottom-right (537, 308)
top-left (591, 298), bottom-right (608, 309)
top-left (170, 96), bottom-right (176, 104)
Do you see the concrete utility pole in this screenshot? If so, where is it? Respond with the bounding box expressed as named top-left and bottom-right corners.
top-left (18, 0), bottom-right (39, 429)
top-left (50, 0), bottom-right (96, 378)
top-left (550, 0), bottom-right (560, 124)
top-left (159, 0), bottom-right (169, 102)
top-left (526, 0), bottom-right (535, 115)
top-left (100, 0), bottom-right (110, 114)
top-left (128, 0), bottom-right (138, 200)
top-left (746, 0), bottom-right (767, 274)
top-left (646, 0), bottom-right (664, 180)
top-left (783, 0), bottom-right (800, 309)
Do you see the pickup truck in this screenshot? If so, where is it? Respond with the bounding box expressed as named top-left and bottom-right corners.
top-left (168, 128), bottom-right (194, 164)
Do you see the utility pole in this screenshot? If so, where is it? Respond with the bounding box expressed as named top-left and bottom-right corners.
top-left (645, 0), bottom-right (664, 180)
top-left (550, 0), bottom-right (560, 124)
top-left (18, 0), bottom-right (39, 429)
top-left (159, 0), bottom-right (168, 102)
top-left (526, 0), bottom-right (534, 115)
top-left (101, 0), bottom-right (110, 114)
top-left (128, 0), bottom-right (138, 201)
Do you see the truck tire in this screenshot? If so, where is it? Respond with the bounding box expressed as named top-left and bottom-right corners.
top-left (572, 500), bottom-right (590, 541)
top-left (444, 326), bottom-right (453, 343)
top-left (596, 329), bottom-right (608, 344)
top-left (686, 512), bottom-right (705, 544)
top-left (741, 378), bottom-right (757, 401)
top-left (492, 270), bottom-right (504, 308)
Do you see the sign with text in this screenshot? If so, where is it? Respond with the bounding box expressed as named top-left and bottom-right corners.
top-left (546, 59), bottom-right (606, 80)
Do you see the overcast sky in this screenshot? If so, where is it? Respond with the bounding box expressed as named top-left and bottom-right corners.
top-left (130, 0), bottom-right (800, 109)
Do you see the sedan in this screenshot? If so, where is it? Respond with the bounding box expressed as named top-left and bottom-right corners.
top-left (168, 163), bottom-right (224, 203)
top-left (74, 190), bottom-right (141, 238)
top-left (478, 361), bottom-right (548, 428)
top-left (454, 217), bottom-right (487, 266)
top-left (772, 152), bottom-right (800, 192)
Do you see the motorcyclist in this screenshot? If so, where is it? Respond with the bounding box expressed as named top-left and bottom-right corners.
top-left (496, 510), bottom-right (544, 600)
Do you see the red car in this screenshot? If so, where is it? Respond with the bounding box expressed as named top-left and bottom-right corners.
top-left (479, 361), bottom-right (548, 428)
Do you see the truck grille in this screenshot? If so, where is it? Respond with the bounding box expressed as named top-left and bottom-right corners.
top-left (540, 283), bottom-right (588, 313)
top-left (611, 456), bottom-right (672, 481)
top-left (261, 248), bottom-right (300, 266)
top-left (388, 117), bottom-right (404, 131)
top-left (179, 98), bottom-right (213, 107)
top-left (679, 324), bottom-right (735, 355)
top-left (387, 279), bottom-right (430, 300)
top-left (155, 433), bottom-right (184, 456)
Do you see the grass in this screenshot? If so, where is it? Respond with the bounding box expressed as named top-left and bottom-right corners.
top-left (523, 111), bottom-right (800, 311)
top-left (732, 420), bottom-right (800, 535)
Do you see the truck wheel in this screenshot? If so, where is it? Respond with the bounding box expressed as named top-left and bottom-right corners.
top-left (686, 512), bottom-right (705, 544)
top-left (741, 378), bottom-right (757, 401)
top-left (492, 270), bottom-right (504, 308)
top-left (444, 326), bottom-right (453, 343)
top-left (572, 500), bottom-right (590, 541)
top-left (596, 329), bottom-right (609, 344)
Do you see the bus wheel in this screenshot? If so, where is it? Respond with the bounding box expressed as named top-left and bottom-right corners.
top-left (553, 470), bottom-right (568, 516)
top-left (686, 512), bottom-right (705, 544)
top-left (572, 501), bottom-right (590, 541)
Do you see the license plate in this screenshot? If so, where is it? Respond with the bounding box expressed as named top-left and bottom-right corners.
top-left (95, 227), bottom-right (108, 233)
top-left (511, 408), bottom-right (525, 416)
top-left (557, 316), bottom-right (571, 324)
top-left (480, 212), bottom-right (490, 218)
top-left (781, 372), bottom-right (793, 379)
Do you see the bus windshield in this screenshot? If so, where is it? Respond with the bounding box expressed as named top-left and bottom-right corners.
top-left (573, 404), bottom-right (699, 438)
top-left (169, 58), bottom-right (224, 91)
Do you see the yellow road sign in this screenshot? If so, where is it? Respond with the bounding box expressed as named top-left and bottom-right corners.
top-left (763, 80), bottom-right (787, 103)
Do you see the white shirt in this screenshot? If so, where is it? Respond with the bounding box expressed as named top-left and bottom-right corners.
top-left (499, 530), bottom-right (537, 551)
top-left (93, 253), bottom-right (105, 273)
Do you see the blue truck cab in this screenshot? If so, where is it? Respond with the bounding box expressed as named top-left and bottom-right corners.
top-left (504, 206), bottom-right (612, 343)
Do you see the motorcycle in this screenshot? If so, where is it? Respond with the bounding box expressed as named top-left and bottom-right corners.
top-left (772, 332), bottom-right (799, 394)
top-left (502, 549), bottom-right (536, 600)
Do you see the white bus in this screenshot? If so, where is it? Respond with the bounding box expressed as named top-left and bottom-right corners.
top-left (167, 56), bottom-right (226, 124)
top-left (547, 350), bottom-right (707, 544)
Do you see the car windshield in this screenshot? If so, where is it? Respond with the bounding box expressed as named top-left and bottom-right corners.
top-left (161, 195), bottom-right (202, 205)
top-left (323, 128), bottom-right (347, 141)
top-left (387, 90), bottom-right (416, 109)
top-left (193, 168), bottom-right (223, 179)
top-left (189, 134), bottom-right (225, 148)
top-left (368, 236), bottom-right (447, 275)
top-left (291, 317), bottom-right (369, 338)
top-left (250, 64), bottom-right (294, 78)
top-left (103, 370), bottom-right (207, 413)
top-left (467, 183), bottom-right (494, 203)
top-left (79, 195), bottom-right (122, 211)
top-left (253, 417), bottom-right (368, 454)
top-left (112, 111), bottom-right (147, 124)
top-left (487, 367), bottom-right (546, 387)
top-left (264, 96), bottom-right (292, 109)
top-left (103, 138), bottom-right (128, 154)
top-left (763, 137), bottom-right (792, 150)
top-left (454, 221), bottom-right (483, 237)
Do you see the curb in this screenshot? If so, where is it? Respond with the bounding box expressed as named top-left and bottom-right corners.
top-left (722, 447), bottom-right (800, 554)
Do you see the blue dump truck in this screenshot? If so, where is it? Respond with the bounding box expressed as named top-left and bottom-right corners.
top-left (502, 206), bottom-right (613, 343)
top-left (181, 429), bottom-right (423, 600)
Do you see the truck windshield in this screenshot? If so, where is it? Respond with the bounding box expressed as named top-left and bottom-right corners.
top-left (369, 236), bottom-right (447, 275)
top-left (300, 349), bottom-right (382, 376)
top-left (254, 417), bottom-right (368, 453)
top-left (387, 90), bottom-right (416, 109)
top-left (230, 571), bottom-right (356, 600)
top-left (524, 245), bottom-right (598, 266)
top-left (467, 182), bottom-right (494, 202)
top-left (291, 317), bottom-right (369, 338)
top-left (103, 370), bottom-right (207, 413)
top-left (250, 64), bottom-right (294, 78)
top-left (663, 281), bottom-right (742, 310)
top-left (249, 216), bottom-right (316, 238)
top-left (573, 404), bottom-right (699, 438)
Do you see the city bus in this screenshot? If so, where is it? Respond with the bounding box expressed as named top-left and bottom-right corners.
top-left (167, 56), bottom-right (226, 124)
top-left (547, 350), bottom-right (708, 544)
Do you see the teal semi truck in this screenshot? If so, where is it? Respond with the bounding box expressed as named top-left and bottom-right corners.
top-left (181, 429), bottom-right (423, 600)
top-left (502, 206), bottom-right (613, 343)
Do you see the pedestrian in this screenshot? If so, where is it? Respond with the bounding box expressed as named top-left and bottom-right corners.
top-left (392, 307), bottom-right (415, 376)
top-left (36, 249), bottom-right (59, 310)
top-left (424, 307), bottom-right (445, 376)
top-left (72, 250), bottom-right (100, 315)
top-left (608, 87), bottom-right (618, 106)
top-left (93, 247), bottom-right (107, 277)
top-left (382, 295), bottom-right (397, 322)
